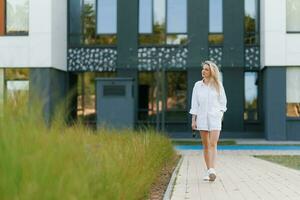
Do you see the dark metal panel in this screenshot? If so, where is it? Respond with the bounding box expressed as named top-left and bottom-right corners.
top-left (223, 0), bottom-right (244, 67)
top-left (263, 67), bottom-right (286, 140)
top-left (117, 0), bottom-right (138, 68)
top-left (96, 78), bottom-right (135, 129)
top-left (29, 68), bottom-right (68, 126)
top-left (117, 68), bottom-right (138, 126)
top-left (187, 0), bottom-right (209, 67)
top-left (222, 67), bottom-right (244, 131)
top-left (286, 120), bottom-right (300, 140)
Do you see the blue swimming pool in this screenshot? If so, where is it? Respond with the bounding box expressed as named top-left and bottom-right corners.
top-left (175, 145), bottom-right (300, 151)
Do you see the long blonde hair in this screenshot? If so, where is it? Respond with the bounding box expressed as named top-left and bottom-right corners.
top-left (202, 60), bottom-right (221, 94)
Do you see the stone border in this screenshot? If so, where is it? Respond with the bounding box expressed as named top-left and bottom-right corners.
top-left (163, 156), bottom-right (183, 200)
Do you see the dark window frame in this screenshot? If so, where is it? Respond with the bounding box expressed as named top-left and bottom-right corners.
top-left (4, 0), bottom-right (29, 36)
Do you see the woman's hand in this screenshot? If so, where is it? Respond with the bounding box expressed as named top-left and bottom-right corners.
top-left (191, 121), bottom-right (197, 130)
top-left (191, 115), bottom-right (197, 130)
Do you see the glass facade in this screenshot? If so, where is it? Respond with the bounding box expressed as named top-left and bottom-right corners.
top-left (286, 67), bottom-right (300, 117)
top-left (139, 0), bottom-right (188, 45)
top-left (96, 0), bottom-right (117, 34)
top-left (6, 0), bottom-right (29, 35)
top-left (66, 0), bottom-right (265, 134)
top-left (209, 0), bottom-right (223, 45)
top-left (244, 72), bottom-right (258, 121)
top-left (287, 0), bottom-right (300, 32)
top-left (72, 0), bottom-right (117, 46)
top-left (139, 0), bottom-right (152, 33)
top-left (165, 71), bottom-right (187, 122)
top-left (138, 71), bottom-right (187, 128)
top-left (167, 0), bottom-right (187, 33)
top-left (244, 0), bottom-right (259, 45)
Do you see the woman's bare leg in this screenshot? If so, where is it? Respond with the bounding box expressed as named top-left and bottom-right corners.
top-left (209, 130), bottom-right (220, 168)
top-left (200, 131), bottom-right (210, 169)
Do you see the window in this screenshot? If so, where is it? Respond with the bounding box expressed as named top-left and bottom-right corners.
top-left (165, 71), bottom-right (187, 122)
top-left (96, 0), bottom-right (117, 34)
top-left (4, 69), bottom-right (30, 104)
top-left (209, 0), bottom-right (223, 45)
top-left (244, 72), bottom-right (258, 121)
top-left (286, 67), bottom-right (300, 117)
top-left (80, 0), bottom-right (117, 45)
top-left (287, 0), bottom-right (300, 32)
top-left (245, 0), bottom-right (259, 45)
top-left (0, 0), bottom-right (29, 36)
top-left (167, 0), bottom-right (187, 33)
top-left (139, 0), bottom-right (152, 33)
top-left (139, 0), bottom-right (188, 45)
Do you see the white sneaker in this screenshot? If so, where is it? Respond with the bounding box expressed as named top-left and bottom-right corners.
top-left (203, 170), bottom-right (210, 181)
top-left (208, 168), bottom-right (217, 181)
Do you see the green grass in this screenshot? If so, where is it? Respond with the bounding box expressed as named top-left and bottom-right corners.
top-left (254, 155), bottom-right (300, 170)
top-left (0, 96), bottom-right (176, 200)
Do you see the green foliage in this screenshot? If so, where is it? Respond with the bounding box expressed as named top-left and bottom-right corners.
top-left (139, 23), bottom-right (166, 45)
top-left (0, 96), bottom-right (175, 200)
top-left (245, 15), bottom-right (256, 33)
top-left (208, 34), bottom-right (224, 45)
top-left (244, 15), bottom-right (257, 45)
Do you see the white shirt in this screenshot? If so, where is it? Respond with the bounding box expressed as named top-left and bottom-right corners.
top-left (189, 80), bottom-right (227, 131)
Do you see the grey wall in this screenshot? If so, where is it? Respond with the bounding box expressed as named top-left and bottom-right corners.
top-left (187, 0), bottom-right (208, 66)
top-left (117, 0), bottom-right (138, 68)
top-left (263, 67), bottom-right (286, 140)
top-left (222, 67), bottom-right (244, 132)
top-left (286, 120), bottom-right (300, 140)
top-left (223, 0), bottom-right (244, 67)
top-left (29, 68), bottom-right (68, 126)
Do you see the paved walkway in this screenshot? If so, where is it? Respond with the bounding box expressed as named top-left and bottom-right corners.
top-left (171, 150), bottom-right (300, 200)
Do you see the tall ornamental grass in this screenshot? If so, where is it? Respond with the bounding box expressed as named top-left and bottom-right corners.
top-left (0, 96), bottom-right (176, 200)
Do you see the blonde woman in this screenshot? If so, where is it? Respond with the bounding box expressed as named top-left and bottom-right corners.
top-left (189, 60), bottom-right (227, 182)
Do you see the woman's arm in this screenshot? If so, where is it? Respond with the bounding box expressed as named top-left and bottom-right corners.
top-left (190, 83), bottom-right (198, 130)
top-left (219, 83), bottom-right (227, 113)
top-left (189, 83), bottom-right (198, 115)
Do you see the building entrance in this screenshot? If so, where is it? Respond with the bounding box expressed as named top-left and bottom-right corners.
top-left (137, 70), bottom-right (188, 132)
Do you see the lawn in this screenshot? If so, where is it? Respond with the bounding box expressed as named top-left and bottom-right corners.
top-left (254, 155), bottom-right (300, 170)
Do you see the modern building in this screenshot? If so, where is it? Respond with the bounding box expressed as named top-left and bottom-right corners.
top-left (0, 0), bottom-right (300, 140)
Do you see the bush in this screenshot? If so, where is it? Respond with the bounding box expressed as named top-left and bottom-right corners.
top-left (0, 96), bottom-right (175, 200)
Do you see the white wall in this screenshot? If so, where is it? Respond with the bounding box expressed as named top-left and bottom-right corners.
top-left (0, 0), bottom-right (67, 71)
top-left (261, 0), bottom-right (300, 67)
